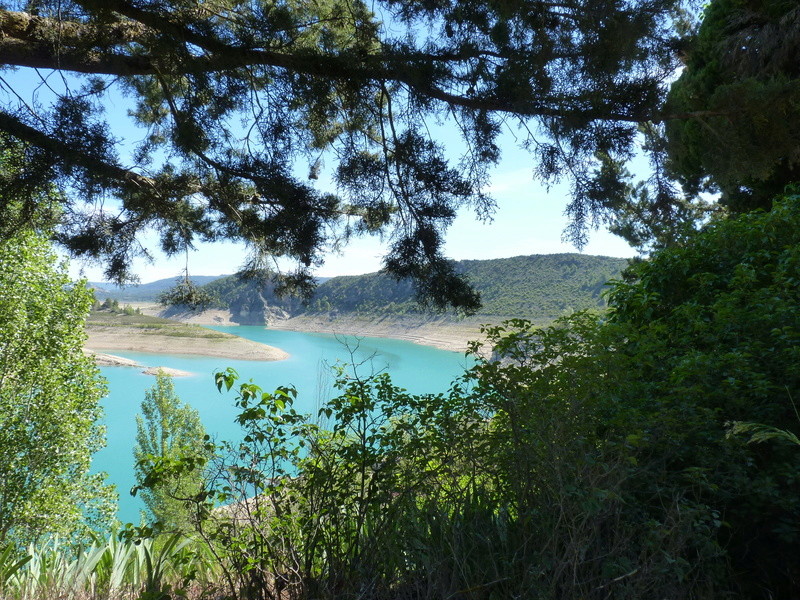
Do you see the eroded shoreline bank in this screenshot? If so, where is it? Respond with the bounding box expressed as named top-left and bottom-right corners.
top-left (264, 315), bottom-right (496, 354)
top-left (138, 303), bottom-right (508, 354)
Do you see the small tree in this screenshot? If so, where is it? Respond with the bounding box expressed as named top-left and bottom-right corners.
top-left (0, 230), bottom-right (115, 546)
top-left (158, 277), bottom-right (215, 311)
top-left (134, 371), bottom-right (208, 532)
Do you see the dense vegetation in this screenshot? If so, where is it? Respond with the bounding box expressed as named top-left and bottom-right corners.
top-left (141, 196), bottom-right (800, 599)
top-left (198, 253), bottom-right (628, 322)
top-left (665, 0), bottom-right (800, 213)
top-left (0, 230), bottom-right (115, 547)
top-left (1, 0), bottom-right (800, 598)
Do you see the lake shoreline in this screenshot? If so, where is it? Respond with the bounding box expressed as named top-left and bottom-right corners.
top-left (95, 314), bottom-right (471, 524)
top-left (264, 314), bottom-right (495, 354)
top-left (135, 303), bottom-right (504, 354)
top-left (84, 350), bottom-right (195, 377)
top-left (85, 323), bottom-right (290, 362)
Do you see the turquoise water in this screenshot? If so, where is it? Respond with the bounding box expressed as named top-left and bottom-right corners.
top-left (94, 327), bottom-right (473, 523)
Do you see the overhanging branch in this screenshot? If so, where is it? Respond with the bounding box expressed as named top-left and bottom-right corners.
top-left (0, 5), bottom-right (654, 123)
top-left (0, 110), bottom-right (157, 192)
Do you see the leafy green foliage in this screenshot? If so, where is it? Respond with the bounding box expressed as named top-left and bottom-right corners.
top-left (136, 329), bottom-right (724, 599)
top-left (665, 0), bottom-right (800, 212)
top-left (728, 421), bottom-right (800, 447)
top-left (603, 194), bottom-right (800, 597)
top-left (0, 230), bottom-right (115, 547)
top-left (101, 298), bottom-right (120, 311)
top-left (0, 533), bottom-right (213, 599)
top-left (134, 372), bottom-right (209, 533)
top-left (607, 195), bottom-right (800, 430)
top-left (93, 297), bottom-right (142, 316)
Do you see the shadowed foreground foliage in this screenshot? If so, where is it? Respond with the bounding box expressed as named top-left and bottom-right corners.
top-left (3, 196), bottom-right (798, 599)
top-left (126, 195), bottom-right (799, 600)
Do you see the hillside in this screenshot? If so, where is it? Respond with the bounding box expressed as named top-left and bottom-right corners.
top-left (200, 275), bottom-right (306, 322)
top-left (203, 254), bottom-right (629, 323)
top-left (89, 275), bottom-right (226, 302)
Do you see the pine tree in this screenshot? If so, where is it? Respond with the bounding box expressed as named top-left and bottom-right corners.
top-left (0, 0), bottom-right (689, 309)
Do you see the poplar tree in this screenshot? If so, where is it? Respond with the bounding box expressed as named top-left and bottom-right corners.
top-left (134, 371), bottom-right (207, 532)
top-left (0, 230), bottom-right (115, 546)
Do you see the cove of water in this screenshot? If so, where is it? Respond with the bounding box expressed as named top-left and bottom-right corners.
top-left (94, 326), bottom-right (473, 524)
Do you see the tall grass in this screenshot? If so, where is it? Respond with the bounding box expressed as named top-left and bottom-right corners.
top-left (0, 534), bottom-right (214, 600)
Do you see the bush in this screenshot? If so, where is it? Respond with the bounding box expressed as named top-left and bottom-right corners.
top-left (133, 196), bottom-right (800, 599)
top-left (602, 195), bottom-right (800, 597)
top-left (141, 328), bottom-right (724, 599)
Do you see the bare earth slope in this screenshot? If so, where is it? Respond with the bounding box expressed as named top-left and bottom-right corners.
top-left (264, 314), bottom-right (497, 354)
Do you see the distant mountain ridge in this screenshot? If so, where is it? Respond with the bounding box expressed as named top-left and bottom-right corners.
top-left (201, 253), bottom-right (630, 323)
top-left (89, 275), bottom-right (227, 302)
top-left (90, 254), bottom-right (630, 323)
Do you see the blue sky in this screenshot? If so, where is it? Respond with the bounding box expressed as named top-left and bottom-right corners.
top-left (1, 69), bottom-right (635, 283)
top-left (67, 156), bottom-right (635, 283)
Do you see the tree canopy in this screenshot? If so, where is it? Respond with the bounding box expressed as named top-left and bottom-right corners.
top-left (0, 229), bottom-right (115, 546)
top-left (0, 0), bottom-right (696, 309)
top-left (665, 0), bottom-right (800, 212)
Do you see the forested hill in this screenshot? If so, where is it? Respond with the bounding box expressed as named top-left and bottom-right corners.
top-left (90, 275), bottom-right (226, 302)
top-left (203, 254), bottom-right (629, 322)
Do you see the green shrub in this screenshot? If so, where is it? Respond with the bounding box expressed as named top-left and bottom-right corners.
top-left (141, 331), bottom-right (724, 599)
top-left (602, 194), bottom-right (800, 597)
top-left (129, 196), bottom-right (800, 599)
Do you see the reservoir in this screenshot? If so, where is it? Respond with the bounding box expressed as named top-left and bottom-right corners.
top-left (95, 326), bottom-right (474, 523)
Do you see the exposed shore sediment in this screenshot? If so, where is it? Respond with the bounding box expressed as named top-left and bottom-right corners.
top-left (85, 350), bottom-right (193, 376)
top-left (87, 351), bottom-right (142, 367)
top-left (136, 303), bottom-right (503, 354)
top-left (265, 314), bottom-right (496, 354)
top-left (141, 366), bottom-right (194, 377)
top-left (85, 321), bottom-right (289, 362)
